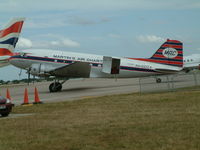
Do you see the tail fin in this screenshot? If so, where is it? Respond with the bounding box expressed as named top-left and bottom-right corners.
top-left (0, 18), bottom-right (25, 56)
top-left (150, 39), bottom-right (183, 67)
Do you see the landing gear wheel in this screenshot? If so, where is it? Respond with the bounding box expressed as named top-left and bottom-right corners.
top-left (49, 82), bottom-right (62, 92)
top-left (1, 113), bottom-right (9, 117)
top-left (156, 78), bottom-right (162, 83)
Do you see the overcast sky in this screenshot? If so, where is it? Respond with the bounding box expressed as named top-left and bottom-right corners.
top-left (0, 0), bottom-right (200, 81)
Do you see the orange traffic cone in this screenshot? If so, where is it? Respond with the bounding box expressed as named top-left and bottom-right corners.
top-left (6, 88), bottom-right (11, 100)
top-left (33, 87), bottom-right (43, 104)
top-left (21, 88), bottom-right (30, 105)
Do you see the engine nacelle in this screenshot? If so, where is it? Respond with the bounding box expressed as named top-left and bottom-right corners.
top-left (29, 63), bottom-right (54, 77)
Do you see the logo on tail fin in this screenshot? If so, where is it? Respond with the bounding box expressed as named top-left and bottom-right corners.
top-left (162, 48), bottom-right (178, 58)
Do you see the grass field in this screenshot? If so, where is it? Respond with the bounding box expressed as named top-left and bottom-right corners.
top-left (1, 89), bottom-right (200, 150)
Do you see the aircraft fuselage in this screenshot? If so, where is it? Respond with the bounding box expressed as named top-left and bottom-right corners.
top-left (10, 49), bottom-right (181, 78)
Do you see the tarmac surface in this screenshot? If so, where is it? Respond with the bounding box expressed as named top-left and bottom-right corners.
top-left (0, 73), bottom-right (199, 106)
top-left (0, 78), bottom-right (140, 105)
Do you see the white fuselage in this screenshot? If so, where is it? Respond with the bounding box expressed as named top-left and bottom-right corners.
top-left (9, 49), bottom-right (182, 78)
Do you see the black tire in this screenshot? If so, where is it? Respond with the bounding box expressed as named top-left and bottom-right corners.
top-left (1, 113), bottom-right (9, 117)
top-left (49, 83), bottom-right (55, 92)
top-left (156, 78), bottom-right (162, 83)
top-left (185, 70), bottom-right (190, 73)
top-left (49, 82), bottom-right (62, 92)
top-left (57, 84), bottom-right (62, 91)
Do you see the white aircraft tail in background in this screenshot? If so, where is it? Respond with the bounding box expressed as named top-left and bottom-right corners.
top-left (10, 39), bottom-right (184, 92)
top-left (183, 54), bottom-right (200, 72)
top-left (0, 18), bottom-right (25, 67)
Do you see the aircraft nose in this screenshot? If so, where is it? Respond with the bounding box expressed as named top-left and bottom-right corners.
top-left (9, 55), bottom-right (29, 69)
top-left (9, 56), bottom-right (17, 65)
top-left (9, 56), bottom-right (20, 66)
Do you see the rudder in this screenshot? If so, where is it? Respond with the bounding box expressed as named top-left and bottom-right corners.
top-left (150, 39), bottom-right (183, 67)
top-left (0, 18), bottom-right (25, 56)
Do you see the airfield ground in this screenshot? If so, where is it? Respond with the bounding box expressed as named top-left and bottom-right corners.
top-left (0, 75), bottom-right (198, 106)
top-left (0, 87), bottom-right (200, 150)
top-left (0, 78), bottom-right (140, 105)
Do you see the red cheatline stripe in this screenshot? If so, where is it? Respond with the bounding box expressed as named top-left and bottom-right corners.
top-left (13, 52), bottom-right (21, 55)
top-left (0, 21), bottom-right (24, 38)
top-left (162, 44), bottom-right (182, 49)
top-left (152, 54), bottom-right (183, 59)
top-left (129, 58), bottom-right (183, 65)
top-left (0, 48), bottom-right (13, 56)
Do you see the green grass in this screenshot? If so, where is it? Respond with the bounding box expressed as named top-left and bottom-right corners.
top-left (1, 90), bottom-right (200, 150)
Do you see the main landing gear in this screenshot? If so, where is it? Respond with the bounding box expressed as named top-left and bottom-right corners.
top-left (49, 79), bottom-right (68, 92)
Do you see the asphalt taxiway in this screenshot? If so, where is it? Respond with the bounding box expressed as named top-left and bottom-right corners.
top-left (0, 78), bottom-right (140, 105)
top-left (1, 73), bottom-right (199, 106)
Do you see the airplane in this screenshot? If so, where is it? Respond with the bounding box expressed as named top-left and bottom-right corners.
top-left (183, 54), bottom-right (200, 73)
top-left (0, 18), bottom-right (25, 67)
top-left (9, 39), bottom-right (183, 92)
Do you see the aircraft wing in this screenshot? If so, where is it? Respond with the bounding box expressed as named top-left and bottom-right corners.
top-left (49, 62), bottom-right (91, 78)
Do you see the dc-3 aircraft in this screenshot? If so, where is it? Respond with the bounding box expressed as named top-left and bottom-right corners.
top-left (0, 18), bottom-right (25, 67)
top-left (8, 38), bottom-right (184, 92)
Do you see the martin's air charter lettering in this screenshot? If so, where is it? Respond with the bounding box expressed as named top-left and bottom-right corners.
top-left (53, 54), bottom-right (103, 63)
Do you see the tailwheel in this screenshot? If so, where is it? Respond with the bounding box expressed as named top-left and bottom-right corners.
top-left (156, 78), bottom-right (162, 83)
top-left (49, 82), bottom-right (62, 92)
